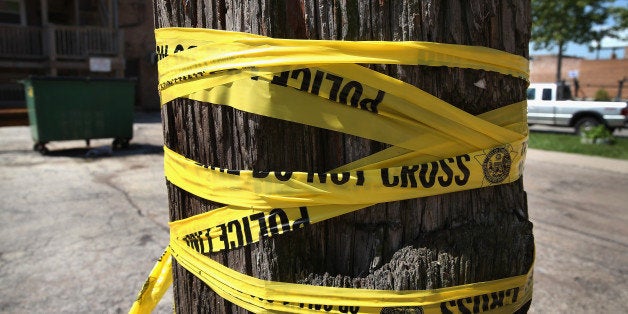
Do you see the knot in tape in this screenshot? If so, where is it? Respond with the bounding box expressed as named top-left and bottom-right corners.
top-left (131, 28), bottom-right (533, 314)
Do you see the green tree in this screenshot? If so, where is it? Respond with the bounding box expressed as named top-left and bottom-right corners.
top-left (590, 6), bottom-right (628, 59)
top-left (532, 0), bottom-right (610, 82)
top-left (610, 5), bottom-right (628, 29)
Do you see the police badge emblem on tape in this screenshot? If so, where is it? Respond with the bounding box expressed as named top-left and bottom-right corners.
top-left (474, 145), bottom-right (518, 185)
top-left (130, 27), bottom-right (533, 313)
top-left (482, 147), bottom-right (513, 184)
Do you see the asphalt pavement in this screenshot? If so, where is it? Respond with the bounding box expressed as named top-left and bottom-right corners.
top-left (0, 113), bottom-right (172, 313)
top-left (0, 115), bottom-right (626, 313)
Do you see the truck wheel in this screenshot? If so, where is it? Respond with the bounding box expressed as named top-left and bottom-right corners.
top-left (574, 117), bottom-right (601, 135)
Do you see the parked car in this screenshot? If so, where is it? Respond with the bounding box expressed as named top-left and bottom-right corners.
top-left (527, 83), bottom-right (628, 134)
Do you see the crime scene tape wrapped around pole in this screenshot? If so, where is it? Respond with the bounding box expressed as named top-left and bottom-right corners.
top-left (130, 27), bottom-right (533, 313)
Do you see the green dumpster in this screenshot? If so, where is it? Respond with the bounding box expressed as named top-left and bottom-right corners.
top-left (22, 77), bottom-right (135, 154)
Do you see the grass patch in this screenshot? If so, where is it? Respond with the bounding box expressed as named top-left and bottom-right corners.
top-left (528, 131), bottom-right (628, 160)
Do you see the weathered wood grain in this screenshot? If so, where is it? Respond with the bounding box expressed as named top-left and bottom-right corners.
top-left (154, 1), bottom-right (533, 313)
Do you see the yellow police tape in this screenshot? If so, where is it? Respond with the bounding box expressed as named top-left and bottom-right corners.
top-left (130, 28), bottom-right (533, 313)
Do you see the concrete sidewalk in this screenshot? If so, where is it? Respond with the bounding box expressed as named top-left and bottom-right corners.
top-left (526, 145), bottom-right (628, 175)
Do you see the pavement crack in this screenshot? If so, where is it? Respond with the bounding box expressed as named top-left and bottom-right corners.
top-left (92, 173), bottom-right (144, 217)
top-left (109, 182), bottom-right (145, 217)
top-left (91, 171), bottom-right (169, 233)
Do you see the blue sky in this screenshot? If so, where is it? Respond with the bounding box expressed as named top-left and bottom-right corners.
top-left (530, 29), bottom-right (627, 59)
top-left (530, 35), bottom-right (627, 60)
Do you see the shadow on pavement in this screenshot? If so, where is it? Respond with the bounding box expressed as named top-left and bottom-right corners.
top-left (134, 111), bottom-right (162, 124)
top-left (41, 143), bottom-right (163, 158)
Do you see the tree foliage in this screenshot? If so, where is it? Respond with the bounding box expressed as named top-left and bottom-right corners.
top-left (608, 6), bottom-right (628, 35)
top-left (531, 0), bottom-right (611, 51)
top-left (590, 5), bottom-right (628, 56)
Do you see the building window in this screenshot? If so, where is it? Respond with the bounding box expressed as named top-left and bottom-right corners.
top-left (0, 0), bottom-right (25, 25)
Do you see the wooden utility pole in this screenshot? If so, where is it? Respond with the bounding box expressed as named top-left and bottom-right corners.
top-left (154, 1), bottom-right (533, 313)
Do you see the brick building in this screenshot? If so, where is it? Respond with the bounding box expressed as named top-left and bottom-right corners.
top-left (117, 0), bottom-right (159, 110)
top-left (530, 47), bottom-right (628, 101)
top-left (0, 0), bottom-right (159, 126)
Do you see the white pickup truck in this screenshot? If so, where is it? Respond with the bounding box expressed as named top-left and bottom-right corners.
top-left (527, 83), bottom-right (628, 134)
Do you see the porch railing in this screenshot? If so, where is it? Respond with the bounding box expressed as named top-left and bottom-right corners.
top-left (0, 25), bottom-right (122, 60)
top-left (53, 26), bottom-right (120, 59)
top-left (0, 25), bottom-right (43, 58)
